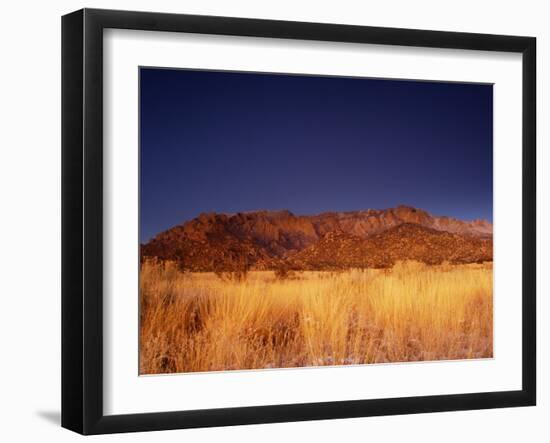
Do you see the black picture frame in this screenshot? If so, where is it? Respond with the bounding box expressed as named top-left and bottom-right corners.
top-left (62, 8), bottom-right (536, 435)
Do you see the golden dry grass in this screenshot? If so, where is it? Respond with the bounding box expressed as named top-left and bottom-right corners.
top-left (139, 260), bottom-right (493, 374)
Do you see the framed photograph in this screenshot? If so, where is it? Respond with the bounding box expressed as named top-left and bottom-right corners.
top-left (62, 8), bottom-right (536, 435)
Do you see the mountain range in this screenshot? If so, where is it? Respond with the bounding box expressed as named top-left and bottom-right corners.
top-left (140, 205), bottom-right (493, 271)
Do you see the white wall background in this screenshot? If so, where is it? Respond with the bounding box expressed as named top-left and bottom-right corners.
top-left (0, 0), bottom-right (546, 441)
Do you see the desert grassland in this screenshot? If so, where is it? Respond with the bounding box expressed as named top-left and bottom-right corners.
top-left (139, 260), bottom-right (493, 374)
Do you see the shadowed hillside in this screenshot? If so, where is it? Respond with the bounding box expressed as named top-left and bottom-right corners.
top-left (288, 223), bottom-right (492, 270)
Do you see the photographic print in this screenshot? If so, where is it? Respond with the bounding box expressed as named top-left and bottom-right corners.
top-left (139, 68), bottom-right (493, 375)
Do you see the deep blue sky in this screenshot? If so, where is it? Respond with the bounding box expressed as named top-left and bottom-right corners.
top-left (140, 68), bottom-right (493, 242)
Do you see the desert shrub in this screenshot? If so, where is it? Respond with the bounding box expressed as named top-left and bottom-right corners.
top-left (214, 269), bottom-right (249, 282)
top-left (214, 254), bottom-right (250, 282)
top-left (274, 264), bottom-right (296, 280)
top-left (439, 260), bottom-right (453, 272)
top-left (392, 260), bottom-right (426, 274)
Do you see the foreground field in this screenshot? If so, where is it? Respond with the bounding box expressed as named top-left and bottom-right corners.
top-left (140, 261), bottom-right (493, 374)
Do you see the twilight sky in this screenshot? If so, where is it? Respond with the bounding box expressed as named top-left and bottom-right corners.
top-left (140, 68), bottom-right (493, 243)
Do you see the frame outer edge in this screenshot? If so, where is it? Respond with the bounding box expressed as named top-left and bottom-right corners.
top-left (82, 8), bottom-right (106, 434)
top-left (61, 9), bottom-right (85, 435)
top-left (521, 37), bottom-right (536, 404)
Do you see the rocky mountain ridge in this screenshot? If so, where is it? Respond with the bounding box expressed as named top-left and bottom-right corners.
top-left (141, 205), bottom-right (493, 271)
